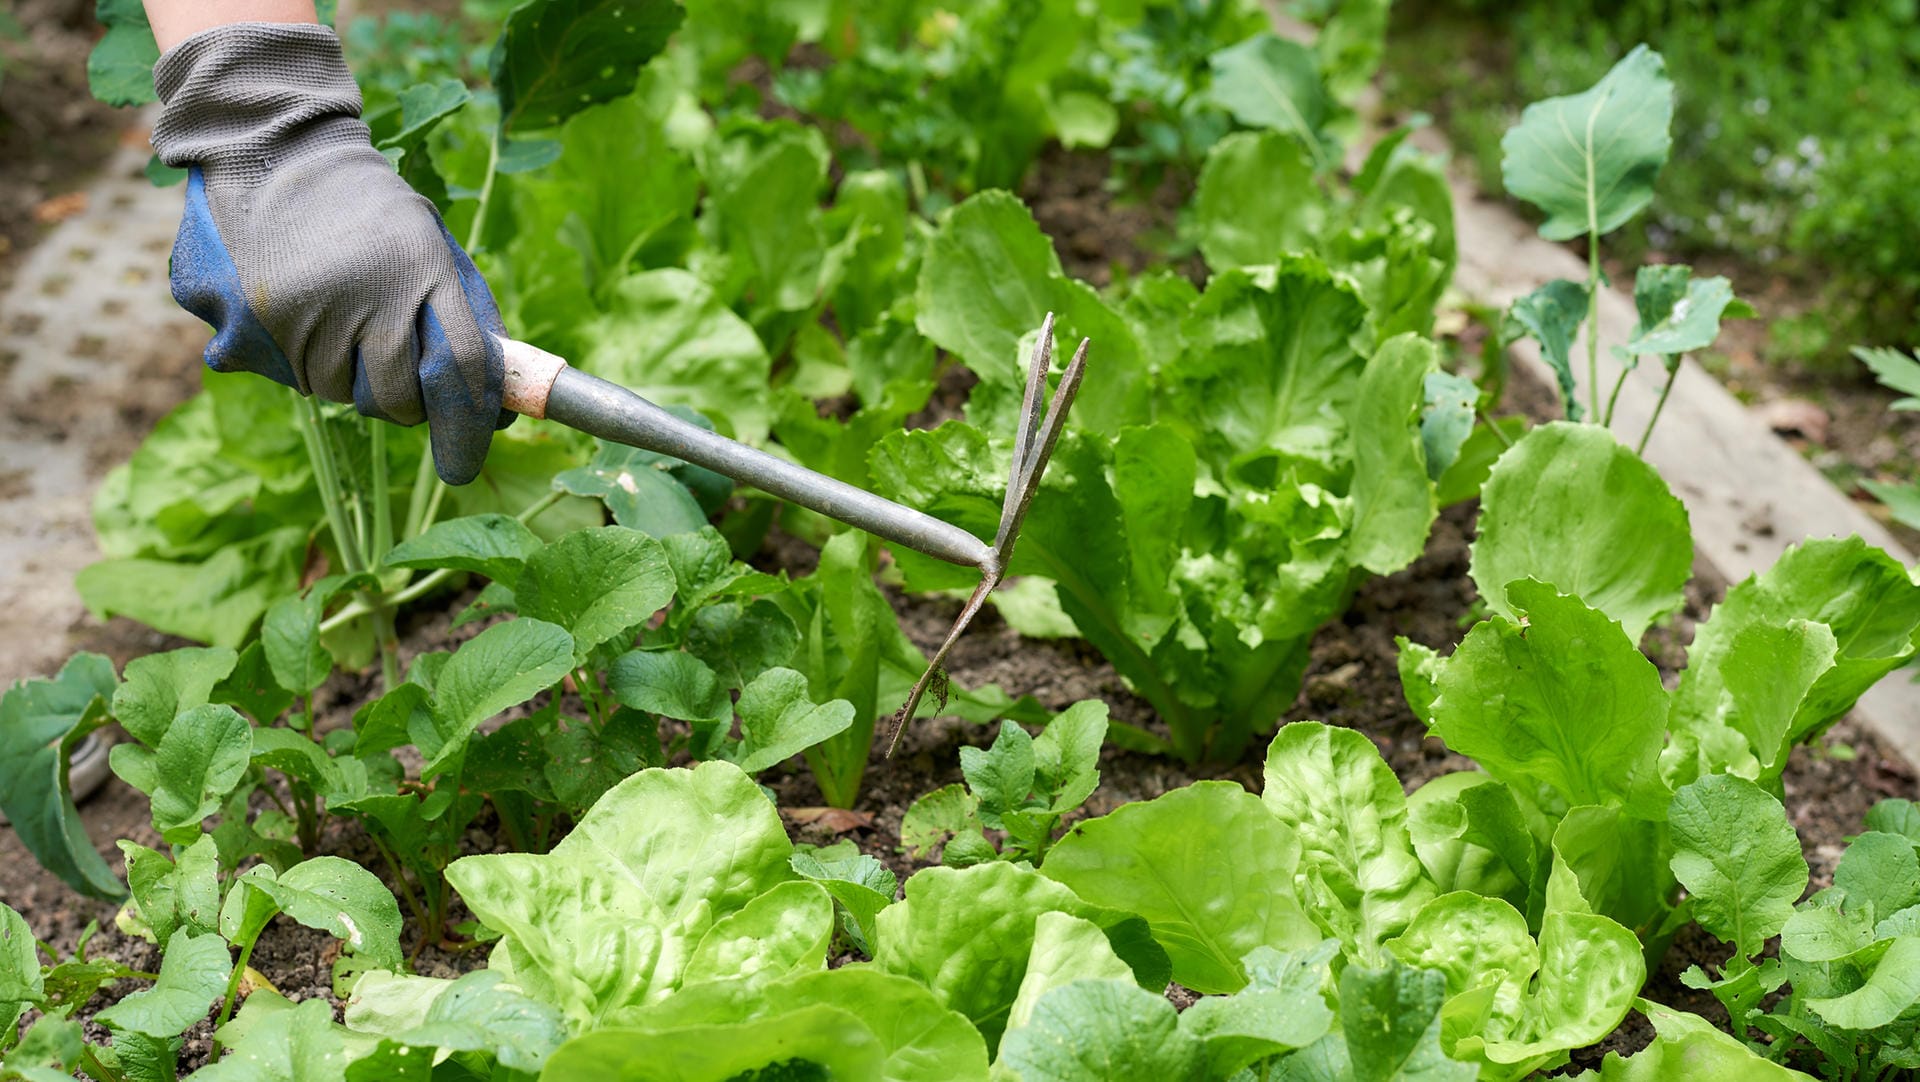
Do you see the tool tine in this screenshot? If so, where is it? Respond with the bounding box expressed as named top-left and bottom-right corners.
top-left (886, 329), bottom-right (1088, 759)
top-left (1000, 314), bottom-right (1054, 536)
top-left (884, 571), bottom-right (1002, 758)
top-left (992, 336), bottom-right (1087, 560)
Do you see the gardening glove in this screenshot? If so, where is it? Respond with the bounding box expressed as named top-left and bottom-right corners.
top-left (151, 22), bottom-right (509, 485)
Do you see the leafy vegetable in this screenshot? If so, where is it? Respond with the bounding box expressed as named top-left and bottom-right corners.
top-left (446, 760), bottom-right (810, 1025)
top-left (0, 655), bottom-right (125, 900)
top-left (872, 860), bottom-right (1166, 1050)
top-left (490, 0), bottom-right (683, 134)
top-left (1044, 782), bottom-right (1319, 993)
top-left (1500, 45), bottom-right (1673, 242)
top-left (900, 703), bottom-right (1108, 866)
top-left (1469, 422), bottom-right (1692, 642)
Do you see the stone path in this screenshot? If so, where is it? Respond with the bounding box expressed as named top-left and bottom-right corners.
top-left (0, 113), bottom-right (206, 684)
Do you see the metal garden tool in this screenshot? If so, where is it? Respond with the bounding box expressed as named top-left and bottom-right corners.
top-left (498, 313), bottom-right (1089, 757)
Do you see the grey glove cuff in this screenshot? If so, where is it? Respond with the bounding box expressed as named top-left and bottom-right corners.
top-left (151, 22), bottom-right (368, 188)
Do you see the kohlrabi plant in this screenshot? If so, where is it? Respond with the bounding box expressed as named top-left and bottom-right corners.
top-left (1498, 45), bottom-right (1755, 450)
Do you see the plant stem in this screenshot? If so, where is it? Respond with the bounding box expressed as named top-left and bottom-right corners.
top-left (373, 607), bottom-right (401, 694)
top-left (906, 159), bottom-right (928, 209)
top-left (298, 396), bottom-right (366, 575)
top-left (319, 491), bottom-right (564, 634)
top-left (213, 935), bottom-right (259, 1040)
top-left (370, 834), bottom-right (428, 931)
top-left (403, 442), bottom-right (439, 541)
top-left (1585, 228), bottom-right (1602, 422)
top-left (369, 421), bottom-right (394, 564)
top-left (293, 781), bottom-right (319, 854)
top-left (466, 128), bottom-right (501, 253)
top-left (1477, 410), bottom-right (1516, 450)
top-left (1636, 360), bottom-right (1682, 455)
top-left (337, 419), bottom-right (371, 562)
top-left (362, 422), bottom-right (403, 693)
top-left (81, 1045), bottom-right (129, 1082)
top-left (1602, 363), bottom-right (1632, 429)
top-left (420, 478), bottom-right (448, 537)
top-left (572, 666), bottom-right (607, 724)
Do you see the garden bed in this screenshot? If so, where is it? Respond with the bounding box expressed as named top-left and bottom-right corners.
top-left (7, 393), bottom-right (1914, 1069)
top-left (7, 143), bottom-right (1917, 1082)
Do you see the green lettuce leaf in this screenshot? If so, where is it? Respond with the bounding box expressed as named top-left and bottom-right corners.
top-left (445, 761), bottom-right (804, 1025)
top-left (1577, 1000), bottom-right (1814, 1080)
top-left (577, 269), bottom-right (773, 443)
top-left (1469, 422), bottom-right (1692, 641)
top-left (1195, 130), bottom-right (1326, 270)
top-left (1428, 581), bottom-right (1670, 817)
top-left (1389, 884), bottom-right (1644, 1076)
top-left (1347, 334), bottom-right (1441, 574)
top-left (1043, 782), bottom-right (1319, 994)
top-left (1263, 723), bottom-right (1436, 963)
top-left (1163, 257), bottom-right (1368, 474)
top-left (914, 190), bottom-right (1148, 433)
top-left (609, 968), bottom-right (988, 1082)
top-left (871, 862), bottom-right (1159, 1050)
top-left (1277, 962), bottom-right (1475, 1081)
top-left (1673, 537), bottom-right (1920, 756)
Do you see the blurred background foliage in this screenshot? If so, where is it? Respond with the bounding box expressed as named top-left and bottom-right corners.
top-left (1386, 0), bottom-right (1920, 369)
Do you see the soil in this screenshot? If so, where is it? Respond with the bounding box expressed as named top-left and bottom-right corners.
top-left (1019, 143), bottom-right (1205, 289)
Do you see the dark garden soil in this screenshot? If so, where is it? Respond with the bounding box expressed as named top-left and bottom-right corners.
top-left (1020, 143), bottom-right (1205, 289)
top-left (2, 119), bottom-right (1916, 1076)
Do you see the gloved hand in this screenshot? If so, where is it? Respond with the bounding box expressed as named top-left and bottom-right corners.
top-left (151, 22), bottom-right (508, 485)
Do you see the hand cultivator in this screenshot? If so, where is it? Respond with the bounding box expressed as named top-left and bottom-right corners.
top-left (499, 314), bottom-right (1089, 757)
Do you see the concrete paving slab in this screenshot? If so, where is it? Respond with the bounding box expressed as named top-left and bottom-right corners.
top-left (0, 113), bottom-right (206, 683)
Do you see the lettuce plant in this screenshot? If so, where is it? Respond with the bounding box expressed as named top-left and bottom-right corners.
top-left (44, 738), bottom-right (1805, 1081)
top-left (1400, 421), bottom-right (1920, 952)
top-left (1040, 721), bottom-right (1646, 1080)
top-left (1572, 1000), bottom-right (1816, 1081)
top-left (875, 190), bottom-right (1457, 761)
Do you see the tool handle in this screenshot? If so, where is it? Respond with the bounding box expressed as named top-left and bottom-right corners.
top-left (501, 338), bottom-right (569, 419)
top-left (496, 337), bottom-right (997, 573)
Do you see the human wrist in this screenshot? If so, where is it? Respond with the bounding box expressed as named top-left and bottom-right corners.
top-left (145, 0), bottom-right (320, 52)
